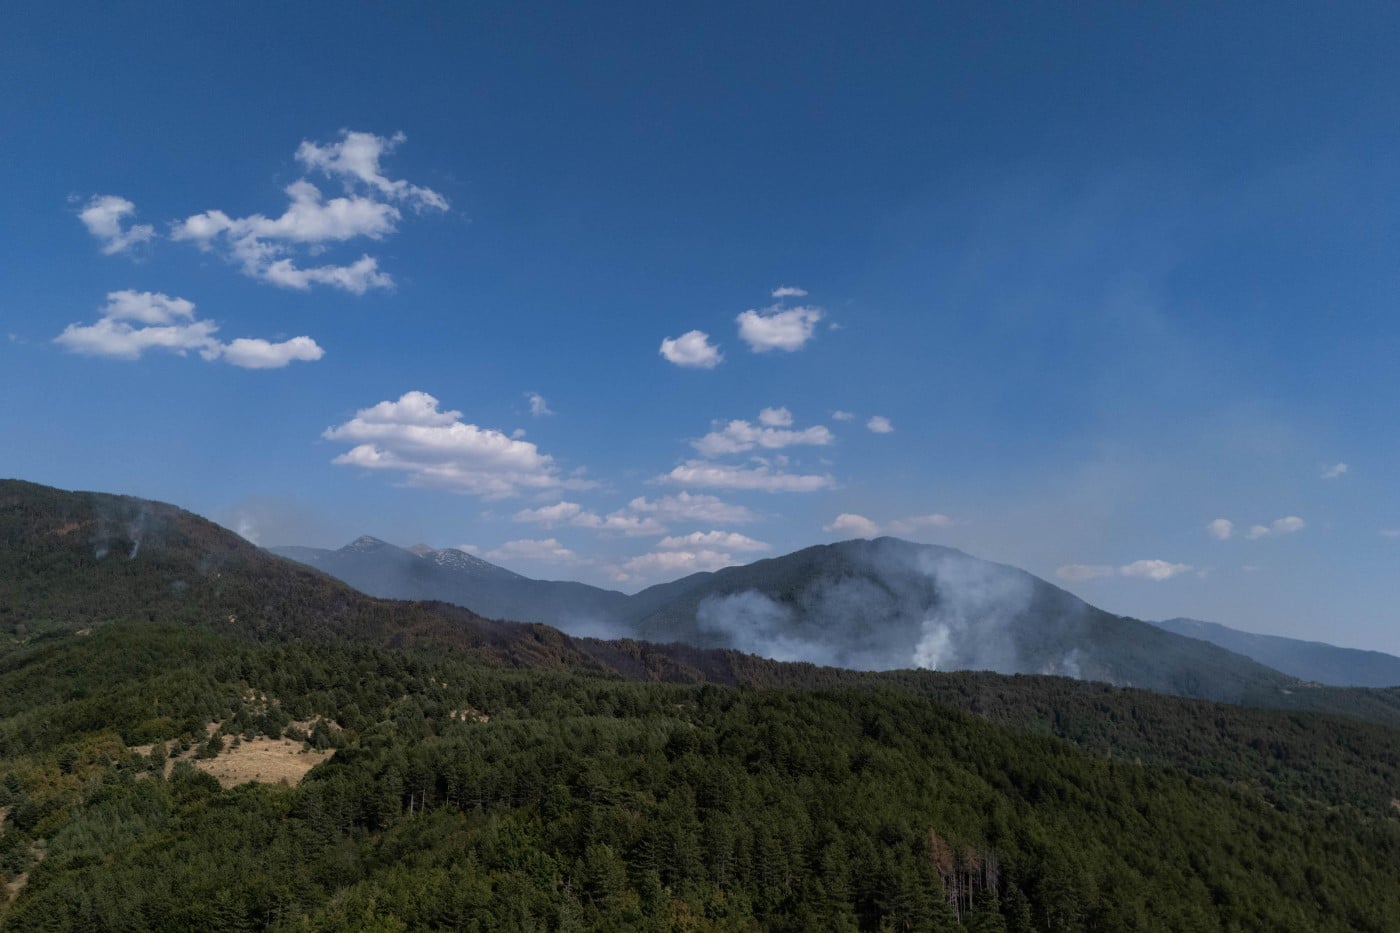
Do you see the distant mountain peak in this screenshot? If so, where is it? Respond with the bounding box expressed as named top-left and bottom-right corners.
top-left (342, 535), bottom-right (394, 553)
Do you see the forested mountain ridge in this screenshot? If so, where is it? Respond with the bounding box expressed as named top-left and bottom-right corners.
top-left (275, 528), bottom-right (1368, 713)
top-left (4, 478), bottom-right (1400, 929)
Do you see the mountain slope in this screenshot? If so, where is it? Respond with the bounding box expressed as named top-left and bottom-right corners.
top-left (1155, 616), bottom-right (1400, 687)
top-left (630, 537), bottom-right (1310, 705)
top-left (268, 538), bottom-right (639, 636)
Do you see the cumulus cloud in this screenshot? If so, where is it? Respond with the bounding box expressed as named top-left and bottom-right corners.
top-left (659, 330), bottom-right (722, 368)
top-left (295, 129), bottom-right (448, 211)
top-left (831, 410), bottom-right (855, 421)
top-left (771, 285), bottom-right (808, 298)
top-left (658, 531), bottom-right (770, 552)
top-left (219, 336), bottom-right (324, 369)
top-left (736, 304), bottom-right (823, 352)
top-left (758, 406), bottom-right (793, 427)
top-left (511, 500), bottom-right (666, 537)
top-left (486, 538), bottom-right (583, 565)
top-left (324, 390), bottom-right (589, 498)
top-left (693, 416), bottom-right (833, 457)
top-left (1119, 559), bottom-right (1193, 581)
top-left (662, 459), bottom-right (835, 492)
top-left (79, 195), bottom-right (156, 255)
top-left (625, 492), bottom-right (755, 525)
top-left (614, 548), bottom-right (736, 581)
top-left (1207, 518), bottom-right (1234, 540)
top-left (527, 392), bottom-right (554, 417)
top-left (1246, 516), bottom-right (1306, 540)
top-left (172, 131), bottom-right (442, 293)
top-left (54, 290), bottom-right (322, 369)
top-left (824, 513), bottom-right (880, 538)
top-left (1321, 462), bottom-right (1349, 480)
top-left (1056, 560), bottom-right (1193, 582)
top-left (866, 415), bottom-right (894, 434)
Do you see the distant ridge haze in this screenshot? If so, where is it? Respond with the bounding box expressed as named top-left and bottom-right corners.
top-left (272, 534), bottom-right (1317, 704)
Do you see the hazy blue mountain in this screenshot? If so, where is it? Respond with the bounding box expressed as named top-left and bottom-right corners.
top-left (273, 533), bottom-right (1311, 705)
top-left (1154, 616), bottom-right (1400, 687)
top-left (268, 537), bottom-right (641, 637)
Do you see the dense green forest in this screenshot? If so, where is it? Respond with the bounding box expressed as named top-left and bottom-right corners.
top-left (2, 480), bottom-right (1400, 930)
top-left (2, 624), bottom-right (1398, 931)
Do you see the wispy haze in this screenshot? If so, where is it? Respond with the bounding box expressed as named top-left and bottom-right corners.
top-left (3, 4), bottom-right (1399, 651)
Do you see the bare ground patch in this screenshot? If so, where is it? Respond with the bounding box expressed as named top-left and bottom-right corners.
top-left (190, 737), bottom-right (333, 788)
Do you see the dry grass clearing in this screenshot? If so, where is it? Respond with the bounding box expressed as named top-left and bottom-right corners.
top-left (134, 719), bottom-right (340, 789)
top-left (190, 737), bottom-right (333, 788)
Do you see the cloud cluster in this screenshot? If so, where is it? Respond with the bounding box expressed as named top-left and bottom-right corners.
top-left (54, 290), bottom-right (323, 369)
top-left (486, 538), bottom-right (583, 565)
top-left (1206, 515), bottom-right (1306, 541)
top-left (736, 302), bottom-right (824, 352)
top-left (324, 391), bottom-right (588, 498)
top-left (693, 417), bottom-right (833, 457)
top-left (1246, 516), bottom-right (1306, 540)
top-left (658, 530), bottom-right (770, 552)
top-left (625, 492), bottom-right (756, 525)
top-left (659, 330), bottom-right (723, 368)
top-left (512, 500), bottom-right (666, 537)
top-left (79, 195), bottom-right (155, 255)
top-left (613, 548), bottom-right (737, 581)
top-left (1056, 559), bottom-right (1193, 582)
top-left (172, 130), bottom-right (445, 293)
top-left (662, 459), bottom-right (834, 492)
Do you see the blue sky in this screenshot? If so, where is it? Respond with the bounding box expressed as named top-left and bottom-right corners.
top-left (4, 2), bottom-right (1400, 651)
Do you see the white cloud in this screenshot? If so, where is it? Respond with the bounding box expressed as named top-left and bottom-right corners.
top-left (79, 195), bottom-right (155, 255)
top-left (513, 501), bottom-right (591, 527)
top-left (54, 290), bottom-right (322, 369)
top-left (1246, 516), bottom-right (1306, 540)
top-left (771, 285), bottom-right (808, 298)
top-left (662, 460), bottom-right (835, 492)
top-left (1119, 559), bottom-right (1193, 581)
top-left (831, 410), bottom-right (855, 421)
top-left (1206, 518), bottom-right (1234, 540)
top-left (658, 531), bottom-right (770, 552)
top-left (171, 131), bottom-right (441, 293)
top-left (511, 500), bottom-right (665, 537)
top-left (736, 304), bottom-right (823, 352)
top-left (527, 392), bottom-right (554, 417)
top-left (693, 417), bottom-right (834, 457)
top-left (1321, 462), bottom-right (1349, 480)
top-left (866, 415), bottom-right (894, 434)
top-left (295, 129), bottom-right (449, 211)
top-left (758, 406), bottom-right (793, 427)
top-left (614, 548), bottom-right (736, 581)
top-left (219, 336), bottom-right (325, 369)
top-left (1058, 560), bottom-right (1193, 582)
top-left (1380, 529), bottom-right (1400, 539)
top-left (625, 492), bottom-right (755, 525)
top-left (485, 538), bottom-right (583, 565)
top-left (824, 513), bottom-right (880, 538)
top-left (324, 390), bottom-right (588, 498)
top-left (659, 330), bottom-right (722, 368)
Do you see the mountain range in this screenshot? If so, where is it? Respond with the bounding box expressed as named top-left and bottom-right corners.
top-left (1152, 616), bottom-right (1400, 688)
top-left (270, 534), bottom-right (1396, 704)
